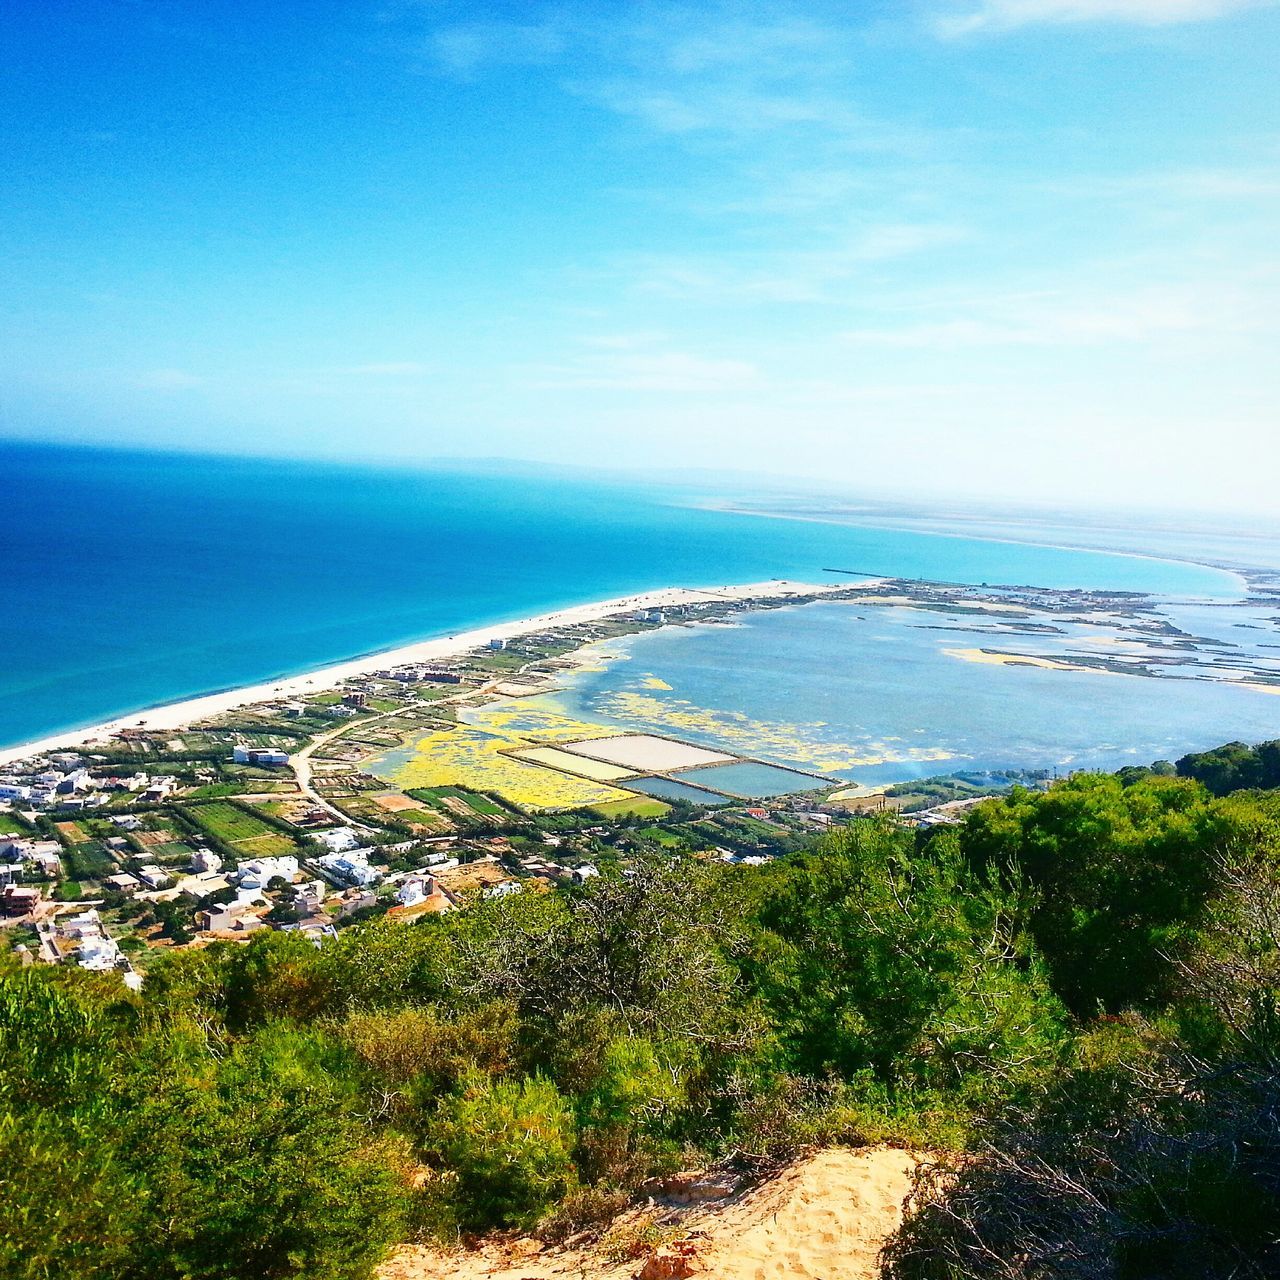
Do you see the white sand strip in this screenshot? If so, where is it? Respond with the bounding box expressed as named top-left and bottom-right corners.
top-left (0, 579), bottom-right (858, 767)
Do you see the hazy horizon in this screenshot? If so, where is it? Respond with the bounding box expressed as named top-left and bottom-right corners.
top-left (4, 1), bottom-right (1278, 512)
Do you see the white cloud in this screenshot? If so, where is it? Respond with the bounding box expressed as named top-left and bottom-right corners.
top-left (1045, 165), bottom-right (1280, 201)
top-left (424, 18), bottom-right (568, 77)
top-left (841, 280), bottom-right (1267, 348)
top-left (934, 0), bottom-right (1273, 36)
top-left (623, 224), bottom-right (969, 305)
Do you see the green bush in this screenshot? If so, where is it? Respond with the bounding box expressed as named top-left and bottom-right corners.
top-left (420, 1073), bottom-right (577, 1230)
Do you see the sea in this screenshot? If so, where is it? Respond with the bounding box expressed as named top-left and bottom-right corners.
top-left (2, 442), bottom-right (1269, 759)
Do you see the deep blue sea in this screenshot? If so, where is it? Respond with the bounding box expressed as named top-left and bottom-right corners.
top-left (1, 442), bottom-right (1244, 751)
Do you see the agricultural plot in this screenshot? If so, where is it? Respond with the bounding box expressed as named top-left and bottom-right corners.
top-left (64, 842), bottom-right (116, 881)
top-left (635, 822), bottom-right (683, 845)
top-left (148, 841), bottom-right (197, 865)
top-left (591, 797), bottom-right (672, 820)
top-left (385, 725), bottom-right (630, 809)
top-left (408, 786), bottom-right (508, 818)
top-left (234, 834), bottom-right (297, 857)
top-left (135, 828), bottom-right (180, 847)
top-left (0, 813), bottom-right (29, 835)
top-left (189, 803), bottom-right (297, 857)
top-left (391, 807), bottom-right (452, 832)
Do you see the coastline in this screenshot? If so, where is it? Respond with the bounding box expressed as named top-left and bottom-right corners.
top-left (0, 579), bottom-right (846, 768)
top-left (693, 501), bottom-right (1251, 598)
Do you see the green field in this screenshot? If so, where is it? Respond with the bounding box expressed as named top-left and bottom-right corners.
top-left (188, 782), bottom-right (252, 799)
top-left (188, 803), bottom-right (286, 844)
top-left (408, 786), bottom-right (506, 817)
top-left (0, 813), bottom-right (30, 835)
top-left (591, 797), bottom-right (672, 819)
top-left (149, 841), bottom-right (197, 864)
top-left (235, 833), bottom-right (297, 857)
top-left (393, 807), bottom-right (451, 828)
top-left (637, 823), bottom-right (683, 845)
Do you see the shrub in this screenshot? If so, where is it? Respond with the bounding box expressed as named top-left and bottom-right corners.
top-left (420, 1073), bottom-right (578, 1231)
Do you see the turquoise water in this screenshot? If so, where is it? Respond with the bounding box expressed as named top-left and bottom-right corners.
top-left (670, 761), bottom-right (827, 797)
top-left (1, 442), bottom-right (1244, 751)
top-left (624, 777), bottom-right (730, 805)
top-left (538, 602), bottom-right (1280, 785)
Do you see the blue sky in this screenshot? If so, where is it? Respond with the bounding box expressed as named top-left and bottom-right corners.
top-left (3, 0), bottom-right (1278, 511)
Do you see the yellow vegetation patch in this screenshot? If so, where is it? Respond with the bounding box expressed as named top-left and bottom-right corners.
top-left (385, 722), bottom-right (632, 810)
top-left (594, 691), bottom-right (955, 775)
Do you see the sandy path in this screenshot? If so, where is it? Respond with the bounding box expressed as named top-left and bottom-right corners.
top-left (379, 1146), bottom-right (921, 1280)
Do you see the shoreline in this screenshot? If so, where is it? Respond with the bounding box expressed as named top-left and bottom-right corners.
top-left (0, 579), bottom-right (847, 768)
top-left (695, 501), bottom-right (1251, 598)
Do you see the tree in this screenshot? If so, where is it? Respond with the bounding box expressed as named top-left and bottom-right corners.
top-left (739, 821), bottom-right (1063, 1100)
top-left (960, 775), bottom-right (1228, 1013)
top-left (119, 1035), bottom-right (410, 1280)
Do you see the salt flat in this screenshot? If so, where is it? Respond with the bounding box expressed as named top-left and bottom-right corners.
top-left (512, 746), bottom-right (636, 781)
top-left (559, 734), bottom-right (736, 772)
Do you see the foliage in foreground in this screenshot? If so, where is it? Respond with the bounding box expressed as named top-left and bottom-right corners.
top-left (4, 758), bottom-right (1280, 1278)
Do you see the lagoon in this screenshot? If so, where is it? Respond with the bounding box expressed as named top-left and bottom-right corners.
top-left (534, 600), bottom-right (1280, 786)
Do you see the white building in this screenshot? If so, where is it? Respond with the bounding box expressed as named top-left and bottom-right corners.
top-left (0, 783), bottom-right (33, 802)
top-left (55, 768), bottom-right (93, 795)
top-left (141, 776), bottom-right (177, 802)
top-left (235, 855), bottom-right (299, 886)
top-left (232, 746), bottom-right (290, 767)
top-left (484, 880), bottom-right (523, 899)
top-left (314, 826), bottom-right (361, 854)
top-left (191, 848), bottom-right (223, 873)
top-left (136, 865), bottom-right (171, 890)
top-left (396, 874), bottom-right (436, 906)
top-left (314, 847), bottom-right (382, 888)
top-left (294, 879), bottom-right (329, 915)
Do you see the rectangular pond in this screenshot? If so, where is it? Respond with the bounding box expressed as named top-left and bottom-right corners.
top-left (670, 761), bottom-right (830, 798)
top-left (624, 776), bottom-right (731, 805)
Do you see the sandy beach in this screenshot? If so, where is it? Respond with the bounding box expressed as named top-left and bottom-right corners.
top-left (0, 580), bottom-right (845, 768)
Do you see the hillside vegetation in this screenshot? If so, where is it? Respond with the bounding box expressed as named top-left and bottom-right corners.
top-left (3, 742), bottom-right (1279, 1279)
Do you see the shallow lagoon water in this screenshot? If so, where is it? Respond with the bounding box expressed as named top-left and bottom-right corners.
top-left (535, 602), bottom-right (1280, 786)
top-left (670, 761), bottom-right (828, 797)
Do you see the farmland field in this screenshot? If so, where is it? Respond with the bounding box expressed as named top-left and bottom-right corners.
top-left (189, 802), bottom-right (295, 856)
top-left (0, 813), bottom-right (28, 834)
top-left (149, 841), bottom-right (197, 864)
top-left (409, 785), bottom-right (506, 817)
top-left (234, 834), bottom-right (297, 857)
top-left (591, 797), bottom-right (672, 819)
